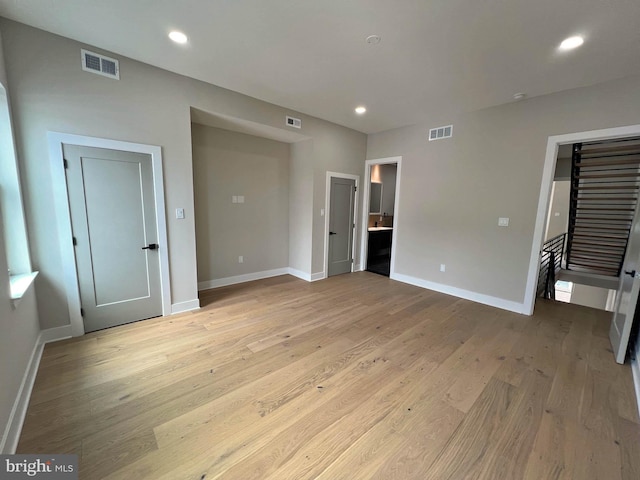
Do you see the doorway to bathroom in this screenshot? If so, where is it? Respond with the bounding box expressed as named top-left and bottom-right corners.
top-left (361, 156), bottom-right (402, 277)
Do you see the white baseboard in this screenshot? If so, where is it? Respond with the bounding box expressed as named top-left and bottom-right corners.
top-left (40, 325), bottom-right (73, 344)
top-left (0, 331), bottom-right (45, 453)
top-left (198, 267), bottom-right (328, 290)
top-left (632, 342), bottom-right (640, 420)
top-left (171, 299), bottom-right (201, 314)
top-left (390, 272), bottom-right (528, 315)
top-left (287, 268), bottom-right (311, 282)
top-left (198, 268), bottom-right (290, 290)
top-left (310, 272), bottom-right (325, 282)
top-left (354, 263), bottom-right (362, 272)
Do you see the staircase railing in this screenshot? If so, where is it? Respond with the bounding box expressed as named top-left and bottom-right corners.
top-left (537, 233), bottom-right (566, 299)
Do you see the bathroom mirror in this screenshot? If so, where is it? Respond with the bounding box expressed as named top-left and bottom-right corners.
top-left (369, 182), bottom-right (383, 214)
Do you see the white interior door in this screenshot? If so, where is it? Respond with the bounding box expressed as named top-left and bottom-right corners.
top-left (328, 177), bottom-right (356, 277)
top-left (63, 144), bottom-right (163, 332)
top-left (610, 205), bottom-right (640, 364)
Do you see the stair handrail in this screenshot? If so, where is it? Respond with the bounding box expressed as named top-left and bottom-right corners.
top-left (538, 232), bottom-right (567, 299)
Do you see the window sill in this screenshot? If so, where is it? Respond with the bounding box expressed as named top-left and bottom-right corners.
top-left (10, 271), bottom-right (38, 308)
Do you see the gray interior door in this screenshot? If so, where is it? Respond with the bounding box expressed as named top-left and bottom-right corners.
top-left (63, 144), bottom-right (163, 332)
top-left (328, 176), bottom-right (356, 277)
top-left (610, 208), bottom-right (640, 363)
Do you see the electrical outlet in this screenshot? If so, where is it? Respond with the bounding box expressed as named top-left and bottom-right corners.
top-left (237, 195), bottom-right (245, 204)
top-left (498, 217), bottom-right (510, 227)
top-left (175, 208), bottom-right (185, 219)
top-left (238, 256), bottom-right (243, 264)
top-left (232, 196), bottom-right (238, 204)
top-left (440, 264), bottom-right (446, 272)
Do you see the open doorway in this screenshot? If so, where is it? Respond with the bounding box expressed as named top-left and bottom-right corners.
top-left (540, 145), bottom-right (619, 312)
top-left (528, 124), bottom-right (640, 364)
top-left (361, 156), bottom-right (402, 277)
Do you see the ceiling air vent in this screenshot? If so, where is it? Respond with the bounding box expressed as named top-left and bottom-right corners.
top-left (81, 49), bottom-right (120, 80)
top-left (428, 125), bottom-right (453, 141)
top-left (286, 116), bottom-right (302, 129)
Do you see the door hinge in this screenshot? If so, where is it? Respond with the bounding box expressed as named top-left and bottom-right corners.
top-left (354, 186), bottom-right (357, 192)
top-left (72, 237), bottom-right (77, 246)
top-left (63, 159), bottom-right (69, 169)
top-left (80, 308), bottom-right (85, 317)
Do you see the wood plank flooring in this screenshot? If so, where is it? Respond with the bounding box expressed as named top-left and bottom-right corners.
top-left (18, 272), bottom-right (640, 479)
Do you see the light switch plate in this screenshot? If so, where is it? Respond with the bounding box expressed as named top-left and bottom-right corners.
top-left (176, 208), bottom-right (185, 219)
top-left (237, 196), bottom-right (245, 204)
top-left (232, 196), bottom-right (238, 204)
top-left (498, 217), bottom-right (510, 227)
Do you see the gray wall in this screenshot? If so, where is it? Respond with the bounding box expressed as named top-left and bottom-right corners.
top-left (367, 74), bottom-right (640, 305)
top-left (0, 19), bottom-right (366, 328)
top-left (545, 181), bottom-right (570, 241)
top-left (0, 24), bottom-right (40, 454)
top-left (289, 140), bottom-right (314, 274)
top-left (554, 156), bottom-right (571, 180)
top-left (192, 124), bottom-right (290, 282)
top-left (380, 164), bottom-right (397, 216)
top-left (570, 284), bottom-right (612, 311)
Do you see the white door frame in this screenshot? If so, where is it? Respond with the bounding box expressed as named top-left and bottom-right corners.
top-left (360, 156), bottom-right (402, 275)
top-left (48, 132), bottom-right (171, 337)
top-left (324, 171), bottom-right (360, 279)
top-left (524, 124), bottom-right (640, 315)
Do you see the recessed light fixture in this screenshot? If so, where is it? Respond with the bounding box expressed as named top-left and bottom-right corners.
top-left (513, 93), bottom-right (527, 101)
top-left (169, 31), bottom-right (188, 44)
top-left (355, 106), bottom-right (367, 115)
top-left (365, 35), bottom-right (381, 45)
top-left (559, 35), bottom-right (584, 51)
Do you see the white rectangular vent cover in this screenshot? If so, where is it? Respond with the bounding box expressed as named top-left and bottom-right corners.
top-left (429, 125), bottom-right (453, 141)
top-left (286, 116), bottom-right (302, 129)
top-left (81, 49), bottom-right (120, 79)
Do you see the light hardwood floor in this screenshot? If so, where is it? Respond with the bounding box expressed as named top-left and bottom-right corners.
top-left (18, 272), bottom-right (640, 479)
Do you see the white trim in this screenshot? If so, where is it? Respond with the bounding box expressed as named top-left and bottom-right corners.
top-left (525, 124), bottom-right (640, 315)
top-left (40, 325), bottom-right (73, 344)
top-left (198, 268), bottom-right (290, 290)
top-left (0, 324), bottom-right (77, 453)
top-left (171, 299), bottom-right (200, 314)
top-left (47, 132), bottom-right (172, 336)
top-left (361, 157), bottom-right (402, 274)
top-left (391, 272), bottom-right (528, 314)
top-left (9, 271), bottom-right (38, 309)
top-left (0, 336), bottom-right (41, 454)
top-left (632, 341), bottom-right (640, 420)
top-left (324, 172), bottom-right (360, 279)
top-left (288, 268), bottom-right (311, 282)
top-left (354, 263), bottom-right (362, 272)
top-left (310, 272), bottom-right (325, 282)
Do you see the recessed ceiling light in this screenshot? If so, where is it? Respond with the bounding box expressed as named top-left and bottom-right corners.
top-left (169, 31), bottom-right (188, 44)
top-left (355, 106), bottom-right (367, 114)
top-left (559, 36), bottom-right (584, 51)
top-left (365, 35), bottom-right (381, 45)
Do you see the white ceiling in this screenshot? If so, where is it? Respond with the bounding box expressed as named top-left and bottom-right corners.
top-left (1, 0), bottom-right (639, 134)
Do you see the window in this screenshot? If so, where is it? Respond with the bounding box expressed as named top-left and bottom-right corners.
top-left (0, 84), bottom-right (34, 303)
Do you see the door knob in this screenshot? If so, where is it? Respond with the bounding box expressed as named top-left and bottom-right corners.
top-left (142, 243), bottom-right (158, 250)
top-left (329, 231), bottom-right (337, 235)
top-left (624, 269), bottom-right (636, 278)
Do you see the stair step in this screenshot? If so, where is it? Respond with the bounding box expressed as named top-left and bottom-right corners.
top-left (577, 144), bottom-right (640, 156)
